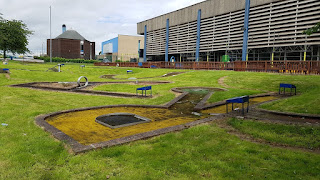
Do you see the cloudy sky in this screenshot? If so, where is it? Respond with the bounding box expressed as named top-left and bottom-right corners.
top-left (0, 0), bottom-right (205, 55)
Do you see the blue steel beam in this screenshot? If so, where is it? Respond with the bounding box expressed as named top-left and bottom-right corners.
top-left (196, 9), bottom-right (201, 62)
top-left (144, 25), bottom-right (147, 62)
top-left (165, 19), bottom-right (169, 62)
top-left (242, 0), bottom-right (250, 61)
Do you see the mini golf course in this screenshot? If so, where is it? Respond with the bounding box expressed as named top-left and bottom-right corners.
top-left (12, 79), bottom-right (296, 153)
top-left (1, 62), bottom-right (320, 179)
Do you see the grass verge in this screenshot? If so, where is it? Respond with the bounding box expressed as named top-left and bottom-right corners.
top-left (228, 118), bottom-right (320, 149)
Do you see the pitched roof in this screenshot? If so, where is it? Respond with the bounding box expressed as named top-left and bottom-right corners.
top-left (55, 30), bottom-right (86, 41)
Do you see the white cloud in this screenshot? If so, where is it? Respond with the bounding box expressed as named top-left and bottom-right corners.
top-left (0, 0), bottom-right (205, 55)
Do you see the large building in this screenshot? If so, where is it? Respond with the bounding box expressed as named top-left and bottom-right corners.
top-left (47, 25), bottom-right (95, 60)
top-left (137, 0), bottom-right (320, 62)
top-left (100, 35), bottom-right (144, 62)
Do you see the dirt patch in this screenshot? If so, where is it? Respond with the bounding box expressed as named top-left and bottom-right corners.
top-left (34, 82), bottom-right (79, 89)
top-left (100, 75), bottom-right (115, 79)
top-left (100, 72), bottom-right (185, 80)
top-left (126, 81), bottom-right (170, 85)
top-left (162, 72), bottom-right (184, 77)
top-left (218, 76), bottom-right (231, 88)
top-left (5, 74), bottom-right (10, 79)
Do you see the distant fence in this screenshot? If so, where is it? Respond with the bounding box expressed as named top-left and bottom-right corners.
top-left (94, 61), bottom-right (320, 74)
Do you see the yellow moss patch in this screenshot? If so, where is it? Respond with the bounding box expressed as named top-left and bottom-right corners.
top-left (202, 96), bottom-right (279, 114)
top-left (47, 107), bottom-right (200, 145)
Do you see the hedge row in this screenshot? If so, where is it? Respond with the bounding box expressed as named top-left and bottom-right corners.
top-left (34, 56), bottom-right (99, 64)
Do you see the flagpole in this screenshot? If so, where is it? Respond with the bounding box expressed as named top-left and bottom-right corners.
top-left (50, 6), bottom-right (52, 63)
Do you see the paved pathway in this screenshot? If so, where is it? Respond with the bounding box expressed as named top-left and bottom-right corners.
top-left (1, 58), bottom-right (44, 63)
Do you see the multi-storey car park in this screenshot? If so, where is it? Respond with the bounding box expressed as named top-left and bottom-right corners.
top-left (137, 0), bottom-right (320, 62)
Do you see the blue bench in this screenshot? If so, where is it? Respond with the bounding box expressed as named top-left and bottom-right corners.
top-left (136, 86), bottom-right (152, 97)
top-left (226, 96), bottom-right (250, 115)
top-left (127, 70), bottom-right (133, 74)
top-left (279, 83), bottom-right (296, 95)
top-left (150, 65), bottom-right (157, 68)
top-left (1, 68), bottom-right (10, 73)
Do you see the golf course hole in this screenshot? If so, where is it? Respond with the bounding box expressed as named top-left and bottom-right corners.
top-left (95, 113), bottom-right (151, 129)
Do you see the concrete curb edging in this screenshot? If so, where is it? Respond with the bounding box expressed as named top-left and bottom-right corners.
top-left (255, 100), bottom-right (320, 119)
top-left (164, 92), bottom-right (189, 108)
top-left (256, 107), bottom-right (320, 119)
top-left (194, 92), bottom-right (215, 110)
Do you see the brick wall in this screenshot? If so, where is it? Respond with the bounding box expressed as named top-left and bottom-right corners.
top-left (47, 39), bottom-right (61, 57)
top-left (60, 39), bottom-right (81, 59)
top-left (47, 39), bottom-right (95, 60)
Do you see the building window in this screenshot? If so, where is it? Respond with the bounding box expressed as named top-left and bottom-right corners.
top-left (80, 41), bottom-right (84, 55)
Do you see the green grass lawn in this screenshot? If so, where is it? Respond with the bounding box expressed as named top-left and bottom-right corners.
top-left (0, 61), bottom-right (319, 179)
top-left (228, 118), bottom-right (320, 149)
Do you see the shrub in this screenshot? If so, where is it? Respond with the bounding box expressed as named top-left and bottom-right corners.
top-left (36, 56), bottom-right (98, 64)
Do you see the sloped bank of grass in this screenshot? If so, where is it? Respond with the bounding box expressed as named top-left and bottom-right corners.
top-left (207, 88), bottom-right (263, 103)
top-left (224, 72), bottom-right (320, 114)
top-left (228, 118), bottom-right (320, 149)
top-left (259, 87), bottom-right (320, 114)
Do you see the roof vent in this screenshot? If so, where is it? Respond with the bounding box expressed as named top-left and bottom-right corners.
top-left (62, 24), bottom-right (66, 33)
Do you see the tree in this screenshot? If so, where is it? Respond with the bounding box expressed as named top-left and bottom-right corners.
top-left (0, 16), bottom-right (32, 59)
top-left (303, 22), bottom-right (320, 35)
